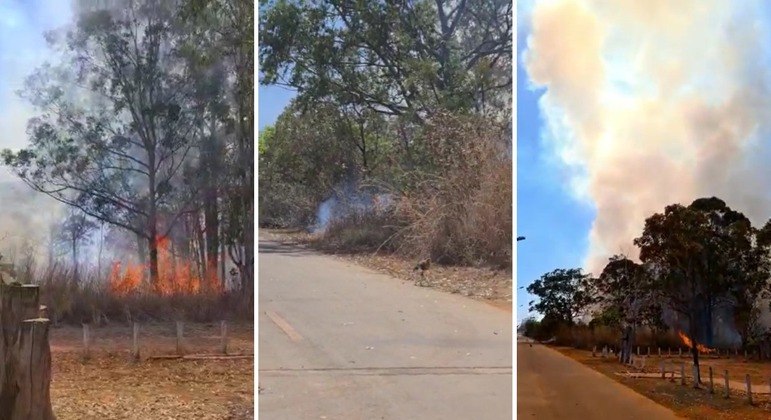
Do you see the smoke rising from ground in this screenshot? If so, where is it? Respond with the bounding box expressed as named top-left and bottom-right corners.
top-left (523, 0), bottom-right (771, 272)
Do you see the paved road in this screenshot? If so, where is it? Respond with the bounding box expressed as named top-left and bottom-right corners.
top-left (517, 342), bottom-right (681, 419)
top-left (259, 238), bottom-right (512, 420)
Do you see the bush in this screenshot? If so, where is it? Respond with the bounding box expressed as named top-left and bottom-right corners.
top-left (389, 112), bottom-right (512, 268)
top-left (312, 209), bottom-right (403, 253)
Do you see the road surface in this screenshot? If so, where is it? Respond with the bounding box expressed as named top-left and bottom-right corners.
top-left (259, 238), bottom-right (512, 419)
top-left (517, 341), bottom-right (681, 419)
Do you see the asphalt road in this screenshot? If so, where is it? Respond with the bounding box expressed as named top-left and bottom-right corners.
top-left (517, 341), bottom-right (682, 419)
top-left (259, 238), bottom-right (512, 420)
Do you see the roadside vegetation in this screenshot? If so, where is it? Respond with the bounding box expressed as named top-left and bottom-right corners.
top-left (258, 0), bottom-right (513, 270)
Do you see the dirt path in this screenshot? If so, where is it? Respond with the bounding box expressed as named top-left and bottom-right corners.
top-left (518, 342), bottom-right (680, 419)
top-left (49, 323), bottom-right (254, 419)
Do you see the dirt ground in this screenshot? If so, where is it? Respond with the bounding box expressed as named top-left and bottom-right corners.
top-left (49, 322), bottom-right (254, 419)
top-left (554, 346), bottom-right (771, 419)
top-left (260, 229), bottom-right (512, 310)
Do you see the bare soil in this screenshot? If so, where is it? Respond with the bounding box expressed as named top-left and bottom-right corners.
top-left (554, 346), bottom-right (771, 419)
top-left (260, 229), bottom-right (512, 310)
top-left (49, 322), bottom-right (254, 419)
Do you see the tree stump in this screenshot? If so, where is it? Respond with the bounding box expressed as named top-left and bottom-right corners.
top-left (0, 283), bottom-right (55, 419)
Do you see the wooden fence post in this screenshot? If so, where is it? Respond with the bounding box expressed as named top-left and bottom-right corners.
top-left (658, 347), bottom-right (661, 357)
top-left (176, 321), bottom-right (184, 355)
top-left (708, 367), bottom-right (713, 394)
top-left (724, 370), bottom-right (730, 399)
top-left (680, 363), bottom-right (686, 385)
top-left (132, 322), bottom-right (140, 362)
top-left (745, 374), bottom-right (752, 404)
top-left (660, 361), bottom-right (665, 379)
top-left (220, 320), bottom-right (228, 354)
top-left (637, 346), bottom-right (640, 356)
top-left (0, 283), bottom-right (54, 419)
top-left (592, 345), bottom-right (596, 357)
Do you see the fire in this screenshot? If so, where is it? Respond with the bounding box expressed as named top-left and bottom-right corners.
top-left (677, 330), bottom-right (715, 354)
top-left (109, 235), bottom-right (221, 296)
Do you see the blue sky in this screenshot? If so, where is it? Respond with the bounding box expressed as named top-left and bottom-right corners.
top-left (258, 84), bottom-right (295, 131)
top-left (515, 12), bottom-right (595, 323)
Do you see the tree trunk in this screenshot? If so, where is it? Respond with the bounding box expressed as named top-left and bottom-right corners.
top-left (148, 234), bottom-right (159, 291)
top-left (621, 325), bottom-right (634, 364)
top-left (194, 214), bottom-right (206, 284)
top-left (220, 221), bottom-right (226, 290)
top-left (203, 117), bottom-right (220, 292)
top-left (689, 315), bottom-right (701, 384)
top-left (0, 284), bottom-right (54, 419)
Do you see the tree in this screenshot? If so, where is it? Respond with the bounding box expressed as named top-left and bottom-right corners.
top-left (634, 197), bottom-right (767, 382)
top-left (3, 3), bottom-right (201, 289)
top-left (181, 0), bottom-right (254, 301)
top-left (259, 0), bottom-right (511, 119)
top-left (593, 255), bottom-right (665, 362)
top-left (55, 210), bottom-right (97, 282)
top-left (733, 218), bottom-right (771, 349)
top-left (526, 268), bottom-right (595, 326)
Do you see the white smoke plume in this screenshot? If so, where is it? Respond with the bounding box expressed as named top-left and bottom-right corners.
top-left (522, 0), bottom-right (771, 272)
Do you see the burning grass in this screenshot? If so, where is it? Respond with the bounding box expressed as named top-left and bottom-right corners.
top-left (34, 257), bottom-right (250, 326)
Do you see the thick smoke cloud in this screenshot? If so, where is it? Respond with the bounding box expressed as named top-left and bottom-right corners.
top-left (523, 0), bottom-right (771, 273)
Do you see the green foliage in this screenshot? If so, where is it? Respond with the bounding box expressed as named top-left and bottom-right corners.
top-left (259, 0), bottom-right (511, 118)
top-left (634, 197), bottom-right (771, 353)
top-left (593, 255), bottom-right (665, 331)
top-left (527, 268), bottom-right (596, 326)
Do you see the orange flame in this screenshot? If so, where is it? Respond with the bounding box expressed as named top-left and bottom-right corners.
top-left (109, 235), bottom-right (221, 296)
top-left (677, 330), bottom-right (715, 354)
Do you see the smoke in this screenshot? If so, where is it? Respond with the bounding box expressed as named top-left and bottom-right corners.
top-left (523, 0), bottom-right (771, 272)
top-left (311, 182), bottom-right (393, 234)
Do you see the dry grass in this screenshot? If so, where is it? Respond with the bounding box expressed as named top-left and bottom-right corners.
top-left (260, 229), bottom-right (512, 306)
top-left (261, 112), bottom-right (512, 270)
top-left (32, 262), bottom-right (252, 326)
top-left (554, 346), bottom-right (771, 419)
top-left (50, 323), bottom-right (254, 419)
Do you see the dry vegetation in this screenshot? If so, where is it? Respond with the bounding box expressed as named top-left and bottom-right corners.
top-left (260, 229), bottom-right (512, 306)
top-left (553, 345), bottom-right (771, 419)
top-left (50, 323), bottom-right (254, 419)
top-left (12, 261), bottom-right (255, 418)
